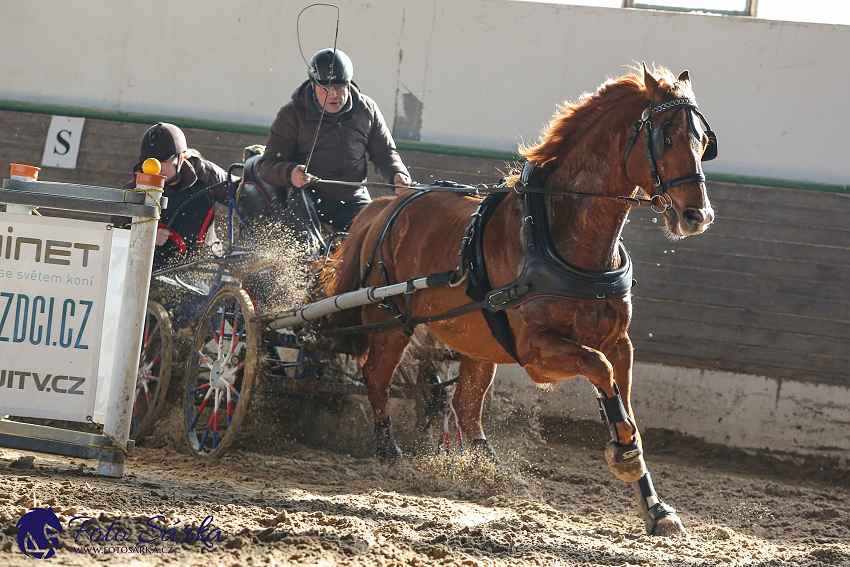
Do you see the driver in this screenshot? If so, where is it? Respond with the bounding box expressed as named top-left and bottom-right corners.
top-left (257, 48), bottom-right (411, 231)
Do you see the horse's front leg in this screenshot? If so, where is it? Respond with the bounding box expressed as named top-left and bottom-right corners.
top-left (518, 329), bottom-right (638, 449)
top-left (602, 336), bottom-right (646, 482)
top-left (517, 330), bottom-right (685, 535)
top-left (608, 337), bottom-right (687, 537)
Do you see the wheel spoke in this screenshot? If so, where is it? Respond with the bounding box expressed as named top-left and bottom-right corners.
top-left (200, 414), bottom-right (213, 450)
top-left (228, 301), bottom-right (242, 354)
top-left (212, 391), bottom-right (221, 449)
top-left (132, 301), bottom-right (172, 443)
top-left (188, 383), bottom-right (210, 395)
top-left (190, 389), bottom-right (213, 431)
top-left (226, 386), bottom-right (232, 428)
top-left (219, 300), bottom-right (227, 350)
top-left (196, 350), bottom-right (213, 369)
top-left (228, 323), bottom-right (244, 356)
top-left (208, 316), bottom-right (219, 347)
top-left (143, 319), bottom-right (161, 349)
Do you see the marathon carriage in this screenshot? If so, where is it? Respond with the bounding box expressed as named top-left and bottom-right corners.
top-left (131, 149), bottom-right (454, 458)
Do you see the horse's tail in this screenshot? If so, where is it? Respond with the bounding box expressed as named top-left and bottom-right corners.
top-left (320, 196), bottom-right (395, 356)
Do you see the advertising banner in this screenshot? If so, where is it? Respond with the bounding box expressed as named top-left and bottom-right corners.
top-left (0, 212), bottom-right (113, 421)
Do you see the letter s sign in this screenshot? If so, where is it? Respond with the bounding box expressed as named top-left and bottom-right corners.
top-left (53, 130), bottom-right (72, 156)
top-left (41, 116), bottom-right (85, 169)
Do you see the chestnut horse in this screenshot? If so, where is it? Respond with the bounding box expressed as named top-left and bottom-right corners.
top-left (324, 65), bottom-right (715, 536)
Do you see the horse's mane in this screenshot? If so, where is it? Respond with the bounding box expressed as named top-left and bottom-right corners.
top-left (520, 66), bottom-right (681, 168)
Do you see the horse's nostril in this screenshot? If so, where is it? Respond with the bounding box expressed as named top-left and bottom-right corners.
top-left (684, 209), bottom-right (703, 224)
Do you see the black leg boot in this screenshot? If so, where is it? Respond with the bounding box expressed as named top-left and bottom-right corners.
top-left (374, 417), bottom-right (404, 463)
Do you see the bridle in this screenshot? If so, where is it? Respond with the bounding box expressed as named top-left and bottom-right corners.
top-left (623, 96), bottom-right (718, 211)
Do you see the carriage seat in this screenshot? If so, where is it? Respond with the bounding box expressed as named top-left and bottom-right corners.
top-left (236, 153), bottom-right (288, 223)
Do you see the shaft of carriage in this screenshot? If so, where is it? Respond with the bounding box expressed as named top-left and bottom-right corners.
top-left (266, 270), bottom-right (456, 331)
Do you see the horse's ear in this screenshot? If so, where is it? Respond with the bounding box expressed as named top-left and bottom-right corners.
top-left (677, 70), bottom-right (691, 85)
top-left (642, 62), bottom-right (660, 96)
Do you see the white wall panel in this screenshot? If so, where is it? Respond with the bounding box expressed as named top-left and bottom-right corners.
top-left (1, 0), bottom-right (847, 183)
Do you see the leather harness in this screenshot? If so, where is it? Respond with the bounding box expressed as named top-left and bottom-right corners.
top-left (463, 163), bottom-right (634, 364)
top-left (355, 163), bottom-right (634, 365)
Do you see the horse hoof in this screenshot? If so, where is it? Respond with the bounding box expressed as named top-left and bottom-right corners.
top-left (642, 502), bottom-right (688, 537)
top-left (375, 417), bottom-right (404, 463)
top-left (469, 438), bottom-right (503, 469)
top-left (376, 443), bottom-right (404, 464)
top-left (379, 450), bottom-right (405, 465)
top-left (605, 440), bottom-right (646, 482)
top-left (650, 514), bottom-right (688, 537)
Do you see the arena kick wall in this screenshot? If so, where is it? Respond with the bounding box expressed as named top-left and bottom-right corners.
top-left (1, 0), bottom-right (848, 464)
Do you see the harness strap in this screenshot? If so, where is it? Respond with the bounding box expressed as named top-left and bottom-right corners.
top-left (403, 279), bottom-right (416, 332)
top-left (521, 161), bottom-right (656, 207)
top-left (360, 190), bottom-right (429, 288)
top-left (644, 111), bottom-right (663, 188)
top-left (658, 171), bottom-right (705, 193)
top-left (465, 192), bottom-right (523, 365)
top-left (622, 109), bottom-right (646, 175)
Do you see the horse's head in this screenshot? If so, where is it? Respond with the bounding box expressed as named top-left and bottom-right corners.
top-left (624, 65), bottom-right (717, 239)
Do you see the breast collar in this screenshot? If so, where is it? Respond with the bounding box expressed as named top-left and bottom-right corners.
top-left (479, 163), bottom-right (634, 312)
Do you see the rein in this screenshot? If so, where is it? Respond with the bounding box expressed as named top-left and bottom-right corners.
top-left (305, 92), bottom-right (717, 347)
top-left (303, 175), bottom-right (669, 211)
top-left (303, 93), bottom-right (715, 216)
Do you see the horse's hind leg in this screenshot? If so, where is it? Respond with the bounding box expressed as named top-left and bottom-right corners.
top-left (452, 357), bottom-right (502, 465)
top-left (360, 325), bottom-right (410, 462)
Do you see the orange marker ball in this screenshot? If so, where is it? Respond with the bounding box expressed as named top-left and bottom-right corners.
top-left (142, 158), bottom-right (162, 175)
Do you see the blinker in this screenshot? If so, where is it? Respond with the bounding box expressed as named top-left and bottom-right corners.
top-left (688, 109), bottom-right (717, 161)
top-left (649, 106), bottom-right (717, 162)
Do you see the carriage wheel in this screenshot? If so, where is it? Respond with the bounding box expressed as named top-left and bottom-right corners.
top-left (131, 301), bottom-right (173, 442)
top-left (183, 286), bottom-right (260, 458)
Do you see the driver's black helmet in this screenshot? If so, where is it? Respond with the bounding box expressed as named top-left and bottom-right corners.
top-left (308, 48), bottom-right (353, 88)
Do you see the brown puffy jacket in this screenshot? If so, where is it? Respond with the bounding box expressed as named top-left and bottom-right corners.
top-left (257, 80), bottom-right (409, 202)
